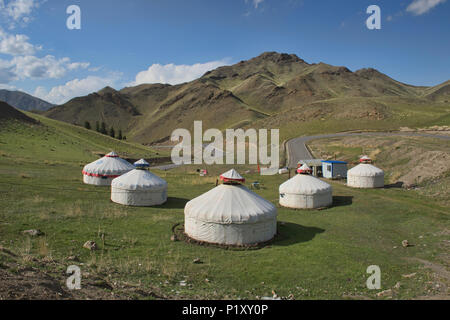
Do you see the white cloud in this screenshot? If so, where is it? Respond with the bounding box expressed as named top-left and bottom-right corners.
top-left (0, 83), bottom-right (18, 90)
top-left (245, 0), bottom-right (264, 9)
top-left (0, 29), bottom-right (38, 55)
top-left (253, 0), bottom-right (264, 8)
top-left (0, 67), bottom-right (16, 83)
top-left (11, 55), bottom-right (89, 80)
top-left (67, 61), bottom-right (90, 70)
top-left (131, 60), bottom-right (230, 86)
top-left (5, 0), bottom-right (38, 21)
top-left (34, 75), bottom-right (119, 104)
top-left (406, 0), bottom-right (446, 15)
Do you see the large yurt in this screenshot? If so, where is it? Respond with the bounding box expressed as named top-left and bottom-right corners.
top-left (111, 159), bottom-right (168, 206)
top-left (82, 151), bottom-right (135, 186)
top-left (184, 169), bottom-right (277, 246)
top-left (347, 156), bottom-right (384, 188)
top-left (279, 164), bottom-right (333, 209)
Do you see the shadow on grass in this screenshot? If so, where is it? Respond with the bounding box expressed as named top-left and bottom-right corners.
top-left (384, 181), bottom-right (404, 189)
top-left (156, 197), bottom-right (189, 209)
top-left (332, 195), bottom-right (353, 207)
top-left (273, 222), bottom-right (325, 247)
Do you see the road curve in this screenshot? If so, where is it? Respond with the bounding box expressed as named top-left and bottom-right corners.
top-left (286, 131), bottom-right (450, 168)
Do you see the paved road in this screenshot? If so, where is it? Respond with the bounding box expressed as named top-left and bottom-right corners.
top-left (150, 163), bottom-right (181, 171)
top-left (286, 131), bottom-right (450, 168)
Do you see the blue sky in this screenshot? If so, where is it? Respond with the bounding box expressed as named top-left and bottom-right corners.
top-left (0, 0), bottom-right (449, 104)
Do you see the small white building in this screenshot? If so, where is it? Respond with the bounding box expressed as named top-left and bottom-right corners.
top-left (347, 156), bottom-right (384, 188)
top-left (279, 164), bottom-right (333, 209)
top-left (82, 151), bottom-right (135, 186)
top-left (111, 159), bottom-right (168, 206)
top-left (184, 169), bottom-right (277, 246)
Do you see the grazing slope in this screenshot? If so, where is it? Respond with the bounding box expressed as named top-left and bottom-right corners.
top-left (44, 52), bottom-right (450, 144)
top-left (0, 110), bottom-right (162, 165)
top-left (0, 90), bottom-right (54, 111)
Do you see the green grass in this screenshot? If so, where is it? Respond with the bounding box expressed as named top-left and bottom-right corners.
top-left (0, 118), bottom-right (448, 299)
top-left (0, 113), bottom-right (167, 165)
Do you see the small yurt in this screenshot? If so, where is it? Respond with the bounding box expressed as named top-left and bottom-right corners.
top-left (279, 164), bottom-right (333, 209)
top-left (347, 156), bottom-right (384, 188)
top-left (184, 169), bottom-right (277, 246)
top-left (82, 151), bottom-right (135, 186)
top-left (111, 159), bottom-right (168, 206)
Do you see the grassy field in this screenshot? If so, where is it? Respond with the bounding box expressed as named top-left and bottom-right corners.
top-left (0, 117), bottom-right (449, 299)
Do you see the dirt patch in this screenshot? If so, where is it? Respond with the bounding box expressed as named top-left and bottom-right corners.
top-left (403, 257), bottom-right (450, 299)
top-left (0, 247), bottom-right (167, 300)
top-left (405, 257), bottom-right (450, 281)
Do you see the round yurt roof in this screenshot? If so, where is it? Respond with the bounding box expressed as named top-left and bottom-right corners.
top-left (185, 185), bottom-right (276, 224)
top-left (348, 163), bottom-right (384, 177)
top-left (279, 174), bottom-right (332, 195)
top-left (220, 169), bottom-right (245, 183)
top-left (134, 159), bottom-right (150, 169)
top-left (111, 168), bottom-right (167, 191)
top-left (359, 155), bottom-right (372, 163)
top-left (105, 151), bottom-right (119, 157)
top-left (297, 163), bottom-right (312, 174)
top-left (82, 151), bottom-right (135, 177)
top-left (185, 170), bottom-right (275, 224)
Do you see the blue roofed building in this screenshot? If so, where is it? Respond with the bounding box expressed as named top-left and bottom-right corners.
top-left (321, 160), bottom-right (348, 179)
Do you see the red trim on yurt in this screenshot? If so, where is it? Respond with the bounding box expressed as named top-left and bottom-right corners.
top-left (219, 175), bottom-right (245, 183)
top-left (82, 170), bottom-right (120, 178)
top-left (105, 154), bottom-right (119, 158)
top-left (296, 168), bottom-right (312, 174)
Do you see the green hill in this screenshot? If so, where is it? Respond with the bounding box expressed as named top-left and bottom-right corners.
top-left (44, 52), bottom-right (450, 144)
top-left (0, 110), bottom-right (163, 165)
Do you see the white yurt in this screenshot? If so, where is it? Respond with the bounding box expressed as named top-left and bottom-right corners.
top-left (279, 164), bottom-right (333, 209)
top-left (82, 151), bottom-right (135, 186)
top-left (184, 169), bottom-right (277, 246)
top-left (347, 156), bottom-right (384, 188)
top-left (111, 159), bottom-right (168, 206)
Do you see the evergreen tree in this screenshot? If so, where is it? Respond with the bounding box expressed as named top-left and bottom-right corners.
top-left (84, 121), bottom-right (91, 130)
top-left (100, 122), bottom-right (107, 134)
top-left (95, 121), bottom-right (100, 132)
top-left (117, 129), bottom-right (123, 140)
top-left (109, 126), bottom-right (115, 138)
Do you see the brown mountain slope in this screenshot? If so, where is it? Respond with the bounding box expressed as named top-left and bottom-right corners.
top-left (44, 52), bottom-right (450, 144)
top-left (45, 87), bottom-right (141, 132)
top-left (423, 80), bottom-right (450, 101)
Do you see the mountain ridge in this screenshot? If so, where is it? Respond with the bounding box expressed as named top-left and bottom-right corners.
top-left (44, 51), bottom-right (450, 144)
top-left (0, 90), bottom-right (54, 112)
